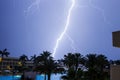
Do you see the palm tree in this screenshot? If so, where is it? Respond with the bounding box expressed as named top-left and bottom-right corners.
top-left (30, 54), bottom-right (37, 66)
top-left (36, 51), bottom-right (58, 80)
top-left (85, 54), bottom-right (98, 80)
top-left (19, 54), bottom-right (28, 80)
top-left (30, 54), bottom-right (36, 61)
top-left (74, 53), bottom-right (84, 71)
top-left (85, 54), bottom-right (109, 80)
top-left (96, 54), bottom-right (109, 80)
top-left (46, 58), bottom-right (58, 80)
top-left (19, 54), bottom-right (28, 67)
top-left (0, 48), bottom-right (10, 71)
top-left (61, 53), bottom-right (84, 80)
top-left (113, 60), bottom-right (120, 65)
top-left (0, 48), bottom-right (10, 58)
top-left (63, 53), bottom-right (75, 68)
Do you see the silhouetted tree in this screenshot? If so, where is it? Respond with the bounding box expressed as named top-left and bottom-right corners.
top-left (113, 60), bottom-right (120, 65)
top-left (35, 51), bottom-right (58, 80)
top-left (63, 53), bottom-right (75, 68)
top-left (0, 48), bottom-right (10, 71)
top-left (30, 54), bottom-right (38, 67)
top-left (19, 54), bottom-right (28, 68)
top-left (85, 54), bottom-right (109, 80)
top-left (61, 53), bottom-right (84, 80)
top-left (0, 48), bottom-right (10, 58)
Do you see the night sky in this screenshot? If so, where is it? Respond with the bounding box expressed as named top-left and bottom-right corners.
top-left (0, 0), bottom-right (120, 60)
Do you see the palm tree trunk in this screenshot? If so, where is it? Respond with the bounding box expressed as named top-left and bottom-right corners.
top-left (1, 60), bottom-right (3, 72)
top-left (1, 56), bottom-right (3, 73)
top-left (44, 73), bottom-right (46, 80)
top-left (48, 73), bottom-right (51, 80)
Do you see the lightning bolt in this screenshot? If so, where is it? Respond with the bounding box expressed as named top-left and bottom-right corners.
top-left (76, 0), bottom-right (114, 28)
top-left (25, 0), bottom-right (113, 57)
top-left (89, 0), bottom-right (114, 28)
top-left (24, 0), bottom-right (41, 15)
top-left (53, 0), bottom-right (114, 57)
top-left (24, 0), bottom-right (76, 58)
top-left (24, 0), bottom-right (113, 58)
top-left (66, 34), bottom-right (76, 52)
top-left (52, 0), bottom-right (75, 57)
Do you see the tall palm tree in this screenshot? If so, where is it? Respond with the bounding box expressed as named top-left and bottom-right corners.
top-left (36, 51), bottom-right (58, 80)
top-left (85, 54), bottom-right (98, 80)
top-left (0, 48), bottom-right (10, 71)
top-left (19, 54), bottom-right (28, 66)
top-left (30, 54), bottom-right (36, 61)
top-left (63, 53), bottom-right (75, 68)
top-left (96, 54), bottom-right (109, 80)
top-left (0, 48), bottom-right (10, 58)
top-left (85, 54), bottom-right (109, 80)
top-left (30, 54), bottom-right (37, 66)
top-left (113, 60), bottom-right (120, 65)
top-left (61, 53), bottom-right (84, 80)
top-left (19, 54), bottom-right (28, 77)
top-left (74, 53), bottom-right (84, 71)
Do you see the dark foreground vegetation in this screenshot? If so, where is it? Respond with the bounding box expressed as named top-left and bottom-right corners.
top-left (0, 48), bottom-right (120, 80)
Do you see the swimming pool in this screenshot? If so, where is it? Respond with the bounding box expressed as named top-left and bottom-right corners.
top-left (0, 75), bottom-right (21, 80)
top-left (0, 74), bottom-right (62, 80)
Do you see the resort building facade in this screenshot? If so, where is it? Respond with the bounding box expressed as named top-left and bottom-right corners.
top-left (0, 57), bottom-right (34, 72)
top-left (0, 57), bottom-right (19, 70)
top-left (110, 65), bottom-right (120, 80)
top-left (112, 30), bottom-right (120, 47)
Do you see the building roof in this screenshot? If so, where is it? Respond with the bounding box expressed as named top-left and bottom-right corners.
top-left (0, 56), bottom-right (19, 60)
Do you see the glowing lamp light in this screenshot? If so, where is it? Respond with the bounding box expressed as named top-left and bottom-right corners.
top-left (0, 58), bottom-right (2, 62)
top-left (18, 61), bottom-right (22, 66)
top-left (7, 65), bottom-right (11, 70)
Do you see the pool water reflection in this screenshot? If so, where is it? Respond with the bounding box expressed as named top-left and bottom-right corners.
top-left (0, 75), bottom-right (21, 80)
top-left (0, 74), bottom-right (61, 80)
